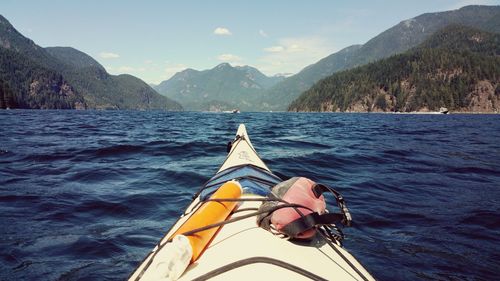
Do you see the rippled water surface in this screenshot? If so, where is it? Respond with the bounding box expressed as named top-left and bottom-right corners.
top-left (1, 110), bottom-right (499, 280)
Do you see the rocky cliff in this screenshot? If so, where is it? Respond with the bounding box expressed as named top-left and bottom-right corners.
top-left (289, 26), bottom-right (500, 113)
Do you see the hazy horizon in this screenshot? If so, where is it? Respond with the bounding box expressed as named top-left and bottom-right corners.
top-left (1, 0), bottom-right (498, 84)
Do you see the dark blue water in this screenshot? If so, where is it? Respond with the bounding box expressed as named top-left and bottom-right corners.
top-left (1, 110), bottom-right (499, 281)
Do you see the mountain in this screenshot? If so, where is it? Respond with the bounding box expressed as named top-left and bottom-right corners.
top-left (259, 45), bottom-right (362, 110)
top-left (0, 15), bottom-right (84, 109)
top-left (234, 65), bottom-right (285, 89)
top-left (155, 63), bottom-right (284, 111)
top-left (45, 47), bottom-right (182, 110)
top-left (262, 5), bottom-right (500, 111)
top-left (0, 15), bottom-right (182, 110)
top-left (0, 47), bottom-right (84, 109)
top-left (288, 25), bottom-right (500, 113)
top-left (45, 46), bottom-right (105, 70)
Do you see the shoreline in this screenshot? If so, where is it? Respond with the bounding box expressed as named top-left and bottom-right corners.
top-left (1, 108), bottom-right (499, 114)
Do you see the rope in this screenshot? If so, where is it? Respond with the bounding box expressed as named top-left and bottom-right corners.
top-left (132, 196), bottom-right (357, 281)
top-left (191, 256), bottom-right (329, 281)
top-left (317, 229), bottom-right (371, 281)
top-left (178, 202), bottom-right (314, 237)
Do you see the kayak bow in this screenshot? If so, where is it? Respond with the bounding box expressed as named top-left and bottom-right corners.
top-left (129, 124), bottom-right (374, 281)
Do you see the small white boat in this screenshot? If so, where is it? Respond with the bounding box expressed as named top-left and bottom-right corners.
top-left (439, 107), bottom-right (449, 114)
top-left (129, 124), bottom-right (374, 281)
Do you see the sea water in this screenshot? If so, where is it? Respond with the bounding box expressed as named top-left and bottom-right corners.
top-left (1, 110), bottom-right (499, 280)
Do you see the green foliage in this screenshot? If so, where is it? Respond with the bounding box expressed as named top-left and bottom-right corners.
top-left (375, 93), bottom-right (387, 110)
top-left (0, 79), bottom-right (14, 108)
top-left (44, 47), bottom-right (183, 110)
top-left (289, 25), bottom-right (500, 112)
top-left (263, 6), bottom-right (500, 111)
top-left (0, 15), bottom-right (182, 110)
top-left (0, 47), bottom-right (84, 109)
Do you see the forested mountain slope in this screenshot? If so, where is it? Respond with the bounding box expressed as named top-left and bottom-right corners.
top-left (289, 26), bottom-right (500, 113)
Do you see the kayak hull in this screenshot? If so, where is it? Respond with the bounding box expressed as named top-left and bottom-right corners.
top-left (129, 124), bottom-right (375, 281)
top-left (178, 194), bottom-right (373, 280)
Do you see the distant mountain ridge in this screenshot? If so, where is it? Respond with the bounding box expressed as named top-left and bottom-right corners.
top-left (46, 46), bottom-right (182, 110)
top-left (3, 5), bottom-right (497, 111)
top-left (0, 15), bottom-right (182, 110)
top-left (0, 15), bottom-right (84, 109)
top-left (46, 47), bottom-right (105, 71)
top-left (288, 25), bottom-right (500, 113)
top-left (155, 63), bottom-right (284, 111)
top-left (261, 5), bottom-right (500, 111)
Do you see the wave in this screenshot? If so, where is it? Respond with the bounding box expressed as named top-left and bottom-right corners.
top-left (1, 111), bottom-right (500, 281)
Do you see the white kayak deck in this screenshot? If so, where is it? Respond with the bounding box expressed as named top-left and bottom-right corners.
top-left (129, 124), bottom-right (374, 280)
top-left (130, 194), bottom-right (374, 281)
top-left (217, 124), bottom-right (270, 173)
top-left (180, 195), bottom-right (373, 280)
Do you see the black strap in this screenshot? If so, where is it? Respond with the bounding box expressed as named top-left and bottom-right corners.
top-left (312, 184), bottom-right (352, 227)
top-left (227, 134), bottom-right (242, 152)
top-left (280, 212), bottom-right (345, 238)
top-left (191, 256), bottom-right (328, 281)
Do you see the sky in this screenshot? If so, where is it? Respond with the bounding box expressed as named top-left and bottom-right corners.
top-left (1, 0), bottom-right (498, 84)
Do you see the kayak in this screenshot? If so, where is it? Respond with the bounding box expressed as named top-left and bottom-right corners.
top-left (129, 124), bottom-right (374, 281)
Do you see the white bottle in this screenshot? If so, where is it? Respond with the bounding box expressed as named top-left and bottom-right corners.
top-left (141, 235), bottom-right (193, 280)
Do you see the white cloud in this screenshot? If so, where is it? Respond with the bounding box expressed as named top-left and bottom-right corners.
top-left (257, 36), bottom-right (339, 76)
top-left (288, 44), bottom-right (304, 53)
top-left (264, 46), bottom-right (285, 53)
top-left (263, 40), bottom-right (312, 55)
top-left (259, 29), bottom-right (268, 37)
top-left (217, 54), bottom-right (243, 63)
top-left (99, 52), bottom-right (120, 59)
top-left (213, 27), bottom-right (232, 35)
